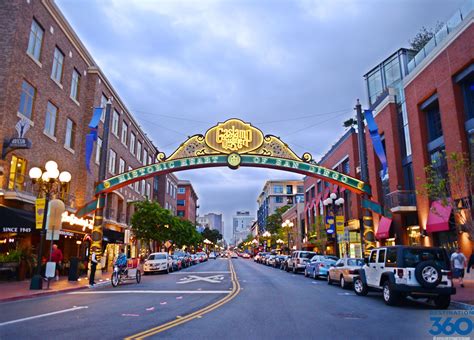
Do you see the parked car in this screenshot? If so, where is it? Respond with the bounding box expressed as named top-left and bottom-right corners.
top-left (191, 254), bottom-right (200, 265)
top-left (305, 258), bottom-right (337, 279)
top-left (327, 258), bottom-right (364, 288)
top-left (267, 255), bottom-right (277, 267)
top-left (278, 256), bottom-right (290, 270)
top-left (143, 252), bottom-right (173, 274)
top-left (256, 252), bottom-right (269, 263)
top-left (353, 246), bottom-right (455, 309)
top-left (171, 255), bottom-right (182, 271)
top-left (196, 252), bottom-right (208, 262)
top-left (242, 253), bottom-right (251, 259)
top-left (209, 252), bottom-right (217, 259)
top-left (287, 251), bottom-right (318, 273)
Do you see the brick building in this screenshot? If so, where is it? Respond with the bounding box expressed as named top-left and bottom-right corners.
top-left (0, 0), bottom-right (156, 268)
top-left (177, 180), bottom-right (199, 224)
top-left (302, 128), bottom-right (362, 257)
top-left (153, 173), bottom-right (178, 216)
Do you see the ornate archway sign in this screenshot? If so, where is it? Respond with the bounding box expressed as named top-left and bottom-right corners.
top-left (85, 119), bottom-right (374, 259)
top-left (95, 119), bottom-right (371, 195)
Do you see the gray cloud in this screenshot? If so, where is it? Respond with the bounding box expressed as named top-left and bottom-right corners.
top-left (57, 0), bottom-right (465, 241)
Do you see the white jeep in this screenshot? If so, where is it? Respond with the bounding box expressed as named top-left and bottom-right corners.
top-left (353, 246), bottom-right (455, 309)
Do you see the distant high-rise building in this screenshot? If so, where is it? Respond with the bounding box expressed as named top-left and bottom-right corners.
top-left (257, 180), bottom-right (304, 232)
top-left (232, 211), bottom-right (254, 245)
top-left (197, 213), bottom-right (223, 234)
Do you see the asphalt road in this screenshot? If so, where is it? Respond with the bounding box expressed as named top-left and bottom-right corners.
top-left (0, 258), bottom-right (451, 339)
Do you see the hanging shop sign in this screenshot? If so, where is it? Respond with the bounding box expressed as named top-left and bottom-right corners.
top-left (61, 212), bottom-right (94, 230)
top-left (35, 198), bottom-right (46, 230)
top-left (326, 215), bottom-right (335, 234)
top-left (1, 118), bottom-right (32, 159)
top-left (1, 226), bottom-right (33, 233)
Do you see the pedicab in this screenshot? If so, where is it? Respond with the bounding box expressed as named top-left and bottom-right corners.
top-left (111, 258), bottom-right (141, 287)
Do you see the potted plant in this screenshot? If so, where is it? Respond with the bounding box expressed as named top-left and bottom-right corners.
top-left (16, 244), bottom-right (35, 280)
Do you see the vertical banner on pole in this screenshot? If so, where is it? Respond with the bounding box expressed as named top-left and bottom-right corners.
top-left (336, 216), bottom-right (345, 235)
top-left (363, 215), bottom-right (375, 256)
top-left (91, 194), bottom-right (105, 260)
top-left (35, 198), bottom-right (46, 229)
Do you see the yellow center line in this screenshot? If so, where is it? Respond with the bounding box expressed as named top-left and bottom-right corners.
top-left (124, 260), bottom-right (240, 339)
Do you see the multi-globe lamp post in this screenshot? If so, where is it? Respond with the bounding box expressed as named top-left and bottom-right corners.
top-left (29, 161), bottom-right (71, 290)
top-left (323, 193), bottom-right (345, 256)
top-left (281, 219), bottom-right (294, 255)
top-left (262, 231), bottom-right (271, 252)
top-left (276, 239), bottom-right (284, 254)
top-left (251, 238), bottom-right (259, 256)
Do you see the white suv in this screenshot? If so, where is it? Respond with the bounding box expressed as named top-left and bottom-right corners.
top-left (353, 246), bottom-right (455, 309)
top-left (287, 251), bottom-right (318, 273)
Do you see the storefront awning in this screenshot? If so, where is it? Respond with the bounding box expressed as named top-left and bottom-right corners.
top-left (426, 200), bottom-right (452, 233)
top-left (375, 217), bottom-right (392, 240)
top-left (0, 205), bottom-right (35, 233)
top-left (103, 228), bottom-right (124, 244)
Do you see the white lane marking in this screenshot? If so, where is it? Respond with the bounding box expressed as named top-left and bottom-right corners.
top-left (177, 275), bottom-right (224, 284)
top-left (0, 306), bottom-right (88, 327)
top-left (68, 290), bottom-right (230, 295)
top-left (170, 271), bottom-right (230, 274)
top-left (337, 292), bottom-right (355, 296)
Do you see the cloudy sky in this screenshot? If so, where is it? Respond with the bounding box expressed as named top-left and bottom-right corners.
top-left (57, 0), bottom-right (463, 242)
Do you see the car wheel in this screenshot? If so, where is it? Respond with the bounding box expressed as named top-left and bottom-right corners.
top-left (312, 269), bottom-right (317, 279)
top-left (166, 266), bottom-right (170, 274)
top-left (292, 266), bottom-right (296, 274)
top-left (340, 276), bottom-right (348, 289)
top-left (382, 281), bottom-right (400, 306)
top-left (415, 261), bottom-right (442, 289)
top-left (304, 269), bottom-right (308, 277)
top-left (353, 277), bottom-right (368, 296)
top-left (327, 274), bottom-right (332, 285)
top-left (434, 295), bottom-right (451, 309)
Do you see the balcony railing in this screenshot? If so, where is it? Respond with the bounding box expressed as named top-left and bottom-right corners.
top-left (104, 208), bottom-right (116, 221)
top-left (385, 190), bottom-right (417, 213)
top-left (407, 0), bottom-right (473, 73)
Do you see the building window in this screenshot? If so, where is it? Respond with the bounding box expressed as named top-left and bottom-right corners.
top-left (18, 80), bottom-right (35, 120)
top-left (51, 47), bottom-right (64, 83)
top-left (275, 196), bottom-right (283, 203)
top-left (141, 180), bottom-right (145, 195)
top-left (112, 110), bottom-right (119, 136)
top-left (137, 141), bottom-right (142, 161)
top-left (297, 185), bottom-right (304, 194)
top-left (121, 121), bottom-right (128, 145)
top-left (383, 54), bottom-right (401, 87)
top-left (128, 166), bottom-right (133, 188)
top-left (166, 180), bottom-right (170, 194)
top-left (146, 183), bottom-right (151, 198)
top-left (27, 19), bottom-right (44, 61)
top-left (44, 101), bottom-right (57, 137)
top-left (429, 146), bottom-right (447, 180)
top-left (119, 158), bottom-right (125, 174)
top-left (8, 155), bottom-right (27, 191)
top-left (134, 180), bottom-right (139, 193)
top-left (273, 185), bottom-right (283, 194)
top-left (143, 149), bottom-right (148, 166)
top-left (178, 187), bottom-right (185, 194)
top-left (423, 98), bottom-right (443, 143)
top-left (460, 76), bottom-right (474, 121)
top-left (310, 186), bottom-right (315, 198)
top-left (148, 155), bottom-right (152, 166)
top-left (95, 137), bottom-right (102, 165)
top-left (341, 159), bottom-right (350, 174)
top-left (367, 68), bottom-right (383, 105)
top-left (177, 211), bottom-right (185, 217)
top-left (70, 69), bottom-right (80, 101)
top-left (130, 132), bottom-right (136, 154)
top-left (100, 94), bottom-right (107, 122)
top-left (108, 149), bottom-right (116, 174)
top-left (286, 185), bottom-right (293, 194)
top-left (177, 199), bottom-right (185, 206)
top-left (65, 118), bottom-right (76, 150)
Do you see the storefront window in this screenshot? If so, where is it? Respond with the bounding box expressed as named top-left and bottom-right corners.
top-left (407, 225), bottom-right (421, 245)
top-left (385, 238), bottom-right (396, 246)
top-left (8, 155), bottom-right (27, 191)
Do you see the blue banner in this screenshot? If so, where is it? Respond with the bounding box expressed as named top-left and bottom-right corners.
top-left (364, 110), bottom-right (388, 179)
top-left (85, 108), bottom-right (103, 173)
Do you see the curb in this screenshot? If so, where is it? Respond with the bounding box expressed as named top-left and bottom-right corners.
top-left (0, 281), bottom-right (109, 303)
top-left (451, 301), bottom-right (474, 310)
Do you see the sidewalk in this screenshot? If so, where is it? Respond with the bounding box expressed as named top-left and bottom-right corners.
top-left (0, 276), bottom-right (109, 303)
top-left (451, 277), bottom-right (474, 308)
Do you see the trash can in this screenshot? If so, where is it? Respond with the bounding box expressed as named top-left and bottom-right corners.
top-left (68, 257), bottom-right (79, 281)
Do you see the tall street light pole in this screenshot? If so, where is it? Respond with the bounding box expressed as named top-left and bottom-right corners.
top-left (323, 193), bottom-right (344, 257)
top-left (281, 220), bottom-right (293, 255)
top-left (29, 161), bottom-right (71, 290)
top-left (355, 100), bottom-right (376, 256)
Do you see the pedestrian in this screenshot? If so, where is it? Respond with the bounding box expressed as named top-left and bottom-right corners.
top-left (89, 251), bottom-right (98, 286)
top-left (450, 247), bottom-right (467, 288)
top-left (467, 251), bottom-right (474, 274)
top-left (51, 244), bottom-right (63, 281)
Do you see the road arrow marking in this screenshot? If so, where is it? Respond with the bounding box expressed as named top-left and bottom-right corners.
top-left (0, 306), bottom-right (88, 327)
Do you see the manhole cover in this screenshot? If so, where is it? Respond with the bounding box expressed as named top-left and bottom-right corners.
top-left (331, 312), bottom-right (368, 320)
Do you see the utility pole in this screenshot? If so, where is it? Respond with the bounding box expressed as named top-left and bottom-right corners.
top-left (355, 99), bottom-right (376, 256)
top-left (90, 99), bottom-right (112, 270)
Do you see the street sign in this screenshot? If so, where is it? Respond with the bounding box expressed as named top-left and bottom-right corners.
top-left (46, 230), bottom-right (60, 240)
top-left (45, 262), bottom-right (56, 278)
top-left (165, 240), bottom-right (172, 249)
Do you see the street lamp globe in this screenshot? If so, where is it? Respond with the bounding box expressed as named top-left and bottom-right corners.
top-left (330, 193), bottom-right (337, 200)
top-left (45, 160), bottom-right (58, 172)
top-left (48, 168), bottom-right (60, 179)
top-left (289, 221), bottom-right (294, 227)
top-left (29, 167), bottom-right (42, 180)
top-left (59, 171), bottom-right (72, 183)
top-left (41, 172), bottom-right (51, 182)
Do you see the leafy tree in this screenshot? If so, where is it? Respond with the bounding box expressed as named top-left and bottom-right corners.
top-left (265, 205), bottom-right (291, 234)
top-left (130, 201), bottom-right (172, 250)
top-left (201, 227), bottom-right (223, 244)
top-left (422, 152), bottom-right (474, 241)
top-left (409, 22), bottom-right (444, 52)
